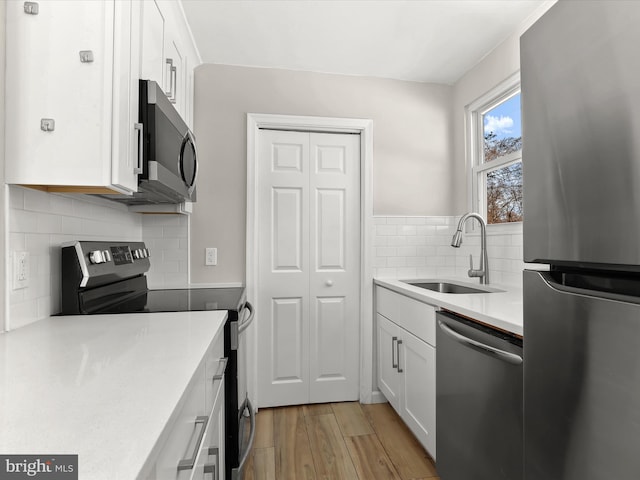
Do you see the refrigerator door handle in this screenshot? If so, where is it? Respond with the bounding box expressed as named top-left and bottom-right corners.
top-left (536, 270), bottom-right (640, 303)
top-left (437, 319), bottom-right (522, 365)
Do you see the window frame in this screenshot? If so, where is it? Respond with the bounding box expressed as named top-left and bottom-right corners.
top-left (465, 72), bottom-right (523, 234)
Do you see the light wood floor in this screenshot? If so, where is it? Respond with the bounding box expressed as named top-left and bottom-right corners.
top-left (243, 401), bottom-right (440, 480)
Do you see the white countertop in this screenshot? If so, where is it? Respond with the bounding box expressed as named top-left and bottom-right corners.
top-left (375, 277), bottom-right (523, 336)
top-left (0, 311), bottom-right (227, 480)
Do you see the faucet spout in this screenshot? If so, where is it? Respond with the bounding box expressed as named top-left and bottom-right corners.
top-left (451, 212), bottom-right (489, 285)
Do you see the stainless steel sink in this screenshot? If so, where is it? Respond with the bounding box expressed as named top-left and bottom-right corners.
top-left (402, 280), bottom-right (503, 294)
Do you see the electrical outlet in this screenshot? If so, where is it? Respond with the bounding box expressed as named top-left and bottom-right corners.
top-left (205, 247), bottom-right (217, 266)
top-left (13, 251), bottom-right (29, 290)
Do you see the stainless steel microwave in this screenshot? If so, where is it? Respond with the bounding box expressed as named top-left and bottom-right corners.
top-left (102, 80), bottom-right (197, 206)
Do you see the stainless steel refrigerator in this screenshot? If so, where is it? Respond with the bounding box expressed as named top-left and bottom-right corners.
top-left (522, 1), bottom-right (640, 479)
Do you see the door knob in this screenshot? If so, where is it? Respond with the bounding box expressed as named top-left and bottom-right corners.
top-left (325, 280), bottom-right (334, 286)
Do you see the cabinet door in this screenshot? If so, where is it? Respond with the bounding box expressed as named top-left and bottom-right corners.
top-left (111, 0), bottom-right (140, 193)
top-left (194, 383), bottom-right (225, 480)
top-left (377, 314), bottom-right (402, 411)
top-left (400, 330), bottom-right (436, 459)
top-left (5, 0), bottom-right (113, 187)
top-left (140, 0), bottom-right (165, 87)
top-left (164, 38), bottom-right (185, 117)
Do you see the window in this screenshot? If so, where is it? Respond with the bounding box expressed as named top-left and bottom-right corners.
top-left (467, 75), bottom-right (522, 226)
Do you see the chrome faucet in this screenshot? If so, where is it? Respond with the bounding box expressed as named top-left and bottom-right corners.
top-left (451, 212), bottom-right (489, 285)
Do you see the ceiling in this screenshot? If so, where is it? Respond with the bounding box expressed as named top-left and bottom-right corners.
top-left (181, 0), bottom-right (550, 85)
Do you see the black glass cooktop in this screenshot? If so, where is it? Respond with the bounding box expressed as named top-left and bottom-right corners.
top-left (94, 287), bottom-right (245, 314)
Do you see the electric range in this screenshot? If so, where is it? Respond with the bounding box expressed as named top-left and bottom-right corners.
top-left (60, 241), bottom-right (254, 480)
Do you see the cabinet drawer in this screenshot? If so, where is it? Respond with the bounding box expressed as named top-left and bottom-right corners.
top-left (376, 287), bottom-right (436, 346)
top-left (193, 381), bottom-right (225, 480)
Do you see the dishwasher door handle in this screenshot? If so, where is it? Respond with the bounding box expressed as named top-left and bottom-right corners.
top-left (437, 319), bottom-right (523, 365)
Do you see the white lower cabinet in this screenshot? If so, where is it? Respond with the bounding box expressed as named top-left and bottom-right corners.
top-left (376, 287), bottom-right (437, 459)
top-left (142, 332), bottom-right (226, 479)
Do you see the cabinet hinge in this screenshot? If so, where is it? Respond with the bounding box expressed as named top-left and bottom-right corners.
top-left (40, 119), bottom-right (55, 132)
top-left (79, 51), bottom-right (94, 63)
top-left (24, 2), bottom-right (39, 15)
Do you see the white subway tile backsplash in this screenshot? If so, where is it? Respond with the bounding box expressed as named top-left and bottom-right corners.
top-left (142, 214), bottom-right (189, 289)
top-left (397, 246), bottom-right (417, 257)
top-left (375, 225), bottom-right (397, 236)
top-left (373, 216), bottom-right (524, 287)
top-left (373, 236), bottom-right (388, 247)
top-left (376, 246), bottom-right (398, 257)
top-left (398, 225), bottom-right (417, 236)
top-left (7, 186), bottom-right (144, 330)
top-left (387, 257), bottom-right (407, 267)
top-left (7, 186), bottom-right (191, 329)
top-left (387, 236), bottom-right (407, 246)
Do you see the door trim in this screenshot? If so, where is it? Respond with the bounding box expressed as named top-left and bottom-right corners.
top-left (246, 113), bottom-right (375, 407)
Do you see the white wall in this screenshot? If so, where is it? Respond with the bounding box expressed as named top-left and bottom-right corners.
top-left (191, 64), bottom-right (453, 284)
top-left (450, 1), bottom-right (555, 213)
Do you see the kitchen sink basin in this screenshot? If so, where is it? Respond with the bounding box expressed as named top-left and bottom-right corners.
top-left (402, 280), bottom-right (503, 294)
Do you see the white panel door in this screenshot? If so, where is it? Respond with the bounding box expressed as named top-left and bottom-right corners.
top-left (258, 130), bottom-right (311, 407)
top-left (258, 129), bottom-right (360, 407)
top-left (309, 133), bottom-right (360, 402)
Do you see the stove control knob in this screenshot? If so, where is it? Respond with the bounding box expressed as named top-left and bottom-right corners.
top-left (102, 250), bottom-right (111, 262)
top-left (144, 248), bottom-right (150, 258)
top-left (132, 249), bottom-right (141, 260)
top-left (88, 250), bottom-right (106, 265)
top-left (141, 249), bottom-right (148, 258)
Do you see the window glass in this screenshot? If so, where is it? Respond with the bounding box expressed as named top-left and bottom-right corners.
top-left (482, 93), bottom-right (522, 163)
top-left (486, 162), bottom-right (523, 224)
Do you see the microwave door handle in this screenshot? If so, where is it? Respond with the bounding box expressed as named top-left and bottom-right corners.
top-left (134, 123), bottom-right (143, 174)
top-left (179, 131), bottom-right (198, 192)
top-left (190, 132), bottom-right (198, 190)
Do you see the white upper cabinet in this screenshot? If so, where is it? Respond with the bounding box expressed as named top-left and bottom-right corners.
top-left (139, 0), bottom-right (166, 88)
top-left (153, 0), bottom-right (198, 127)
top-left (5, 0), bottom-right (200, 194)
top-left (5, 0), bottom-right (138, 193)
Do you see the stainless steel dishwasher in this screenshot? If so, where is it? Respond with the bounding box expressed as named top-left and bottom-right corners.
top-left (436, 311), bottom-right (523, 480)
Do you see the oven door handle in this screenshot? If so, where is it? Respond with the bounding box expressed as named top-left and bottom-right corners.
top-left (238, 301), bottom-right (255, 334)
top-left (232, 396), bottom-right (256, 480)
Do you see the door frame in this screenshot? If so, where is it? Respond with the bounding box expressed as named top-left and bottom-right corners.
top-left (246, 113), bottom-right (376, 407)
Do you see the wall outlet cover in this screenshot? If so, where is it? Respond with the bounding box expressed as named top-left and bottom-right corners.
top-left (205, 247), bottom-right (217, 266)
top-left (13, 251), bottom-right (29, 290)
